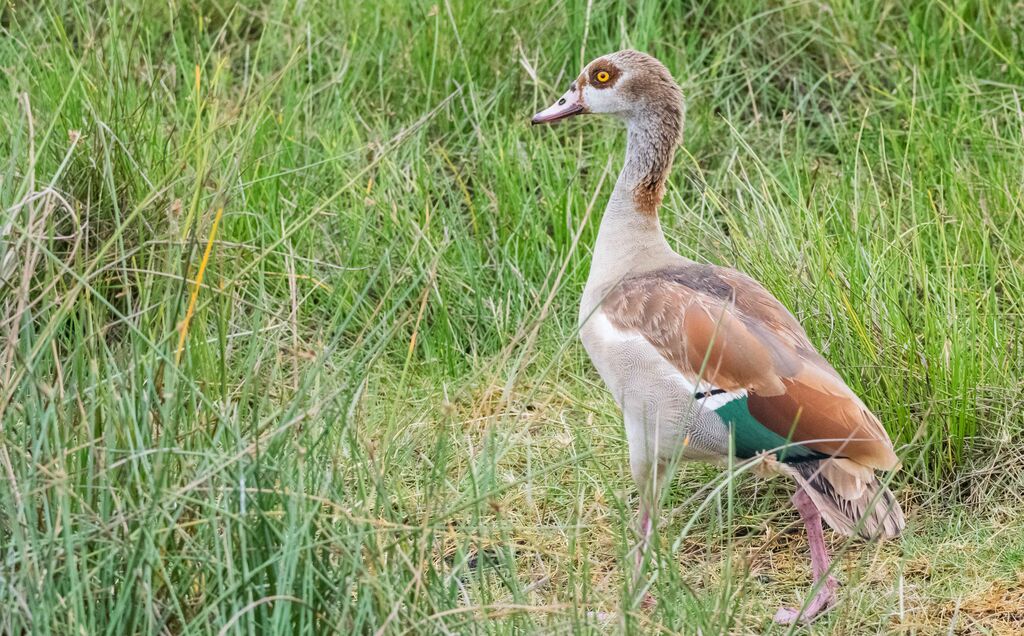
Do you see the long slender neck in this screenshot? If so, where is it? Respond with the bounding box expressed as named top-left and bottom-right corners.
top-left (588, 110), bottom-right (682, 286)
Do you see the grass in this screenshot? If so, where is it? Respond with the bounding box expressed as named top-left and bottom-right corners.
top-left (2, 0), bottom-right (1024, 633)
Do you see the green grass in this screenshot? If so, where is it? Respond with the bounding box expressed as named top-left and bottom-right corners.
top-left (2, 0), bottom-right (1024, 633)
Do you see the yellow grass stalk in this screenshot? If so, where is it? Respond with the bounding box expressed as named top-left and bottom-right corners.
top-left (176, 206), bottom-right (224, 364)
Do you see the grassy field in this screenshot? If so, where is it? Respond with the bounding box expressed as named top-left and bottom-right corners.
top-left (3, 0), bottom-right (1024, 633)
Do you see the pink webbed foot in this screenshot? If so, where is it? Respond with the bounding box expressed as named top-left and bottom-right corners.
top-left (772, 575), bottom-right (838, 624)
top-left (640, 591), bottom-right (656, 610)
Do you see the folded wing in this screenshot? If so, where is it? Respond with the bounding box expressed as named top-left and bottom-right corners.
top-left (601, 263), bottom-right (899, 471)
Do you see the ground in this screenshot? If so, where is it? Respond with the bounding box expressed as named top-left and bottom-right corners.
top-left (2, 0), bottom-right (1024, 634)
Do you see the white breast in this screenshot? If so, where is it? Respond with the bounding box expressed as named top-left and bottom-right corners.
top-left (578, 308), bottom-right (731, 469)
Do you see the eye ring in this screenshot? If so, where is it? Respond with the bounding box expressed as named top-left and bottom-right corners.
top-left (596, 70), bottom-right (610, 83)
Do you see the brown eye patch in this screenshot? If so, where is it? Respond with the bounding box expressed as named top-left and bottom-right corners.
top-left (588, 63), bottom-right (621, 89)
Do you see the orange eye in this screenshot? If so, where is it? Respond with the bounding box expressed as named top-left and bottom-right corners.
top-left (596, 71), bottom-right (610, 82)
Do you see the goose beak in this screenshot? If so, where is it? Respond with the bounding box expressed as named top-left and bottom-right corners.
top-left (531, 89), bottom-right (585, 125)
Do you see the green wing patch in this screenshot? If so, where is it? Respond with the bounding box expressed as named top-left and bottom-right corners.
top-left (714, 396), bottom-right (827, 463)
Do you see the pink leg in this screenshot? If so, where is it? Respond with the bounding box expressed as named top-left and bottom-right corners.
top-left (635, 508), bottom-right (652, 569)
top-left (591, 506), bottom-right (655, 623)
top-left (631, 460), bottom-right (661, 575)
top-left (630, 503), bottom-right (655, 606)
top-left (774, 488), bottom-right (839, 625)
top-left (633, 493), bottom-right (657, 609)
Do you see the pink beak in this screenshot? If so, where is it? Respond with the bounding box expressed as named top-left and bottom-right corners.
top-left (531, 88), bottom-right (586, 125)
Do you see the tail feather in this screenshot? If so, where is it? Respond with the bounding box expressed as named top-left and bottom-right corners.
top-left (787, 459), bottom-right (904, 540)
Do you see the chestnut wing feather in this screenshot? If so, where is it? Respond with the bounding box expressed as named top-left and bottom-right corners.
top-left (601, 263), bottom-right (899, 471)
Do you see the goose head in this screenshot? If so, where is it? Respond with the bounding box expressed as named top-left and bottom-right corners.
top-left (532, 50), bottom-right (684, 214)
top-left (531, 49), bottom-right (683, 130)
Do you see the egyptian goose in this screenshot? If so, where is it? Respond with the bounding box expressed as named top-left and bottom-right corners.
top-left (531, 50), bottom-right (904, 624)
